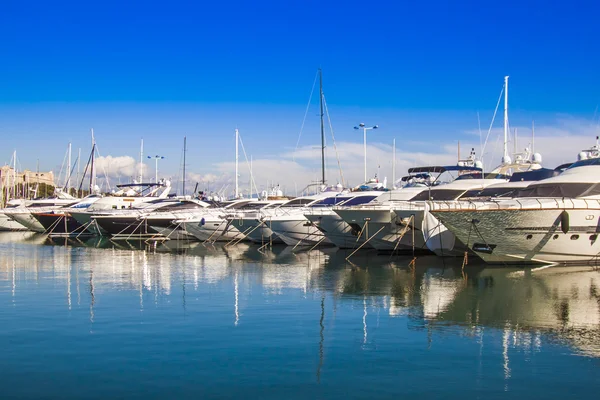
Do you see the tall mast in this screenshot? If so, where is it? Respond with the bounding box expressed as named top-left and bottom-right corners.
top-left (67, 142), bottom-right (72, 193)
top-left (503, 76), bottom-right (510, 163)
top-left (36, 158), bottom-right (40, 198)
top-left (392, 138), bottom-right (396, 189)
top-left (319, 68), bottom-right (326, 185)
top-left (235, 129), bottom-right (239, 198)
top-left (89, 129), bottom-right (95, 193)
top-left (183, 136), bottom-right (187, 196)
top-left (531, 120), bottom-right (535, 154)
top-left (139, 138), bottom-right (144, 183)
top-left (76, 148), bottom-right (81, 197)
top-left (13, 150), bottom-right (17, 199)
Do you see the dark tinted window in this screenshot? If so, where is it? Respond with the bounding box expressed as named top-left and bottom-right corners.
top-left (285, 198), bottom-right (314, 207)
top-left (158, 201), bottom-right (205, 211)
top-left (340, 195), bottom-right (378, 206)
top-left (226, 201), bottom-right (256, 209)
top-left (471, 187), bottom-right (519, 198)
top-left (410, 189), bottom-right (466, 201)
top-left (509, 168), bottom-right (559, 182)
top-left (238, 203), bottom-right (270, 210)
top-left (455, 173), bottom-right (508, 180)
top-left (311, 197), bottom-right (352, 207)
top-left (517, 183), bottom-right (600, 198)
top-left (567, 158), bottom-right (600, 169)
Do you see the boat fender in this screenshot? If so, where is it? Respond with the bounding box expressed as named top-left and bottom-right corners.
top-left (560, 211), bottom-right (569, 234)
top-left (200, 218), bottom-right (205, 226)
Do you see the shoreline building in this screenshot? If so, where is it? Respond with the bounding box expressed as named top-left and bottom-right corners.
top-left (1, 165), bottom-right (55, 200)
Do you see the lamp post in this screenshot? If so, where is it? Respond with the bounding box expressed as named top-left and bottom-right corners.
top-left (147, 155), bottom-right (165, 183)
top-left (354, 123), bottom-right (379, 182)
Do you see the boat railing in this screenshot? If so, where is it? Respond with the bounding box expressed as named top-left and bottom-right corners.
top-left (428, 197), bottom-right (600, 212)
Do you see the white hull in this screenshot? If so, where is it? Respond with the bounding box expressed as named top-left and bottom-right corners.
top-left (150, 225), bottom-right (198, 241)
top-left (304, 213), bottom-right (371, 249)
top-left (433, 204), bottom-right (600, 264)
top-left (229, 218), bottom-right (283, 244)
top-left (393, 204), bottom-right (466, 257)
top-left (7, 212), bottom-right (45, 233)
top-left (268, 217), bottom-right (332, 247)
top-left (183, 218), bottom-right (240, 242)
top-left (0, 213), bottom-right (27, 231)
top-left (335, 207), bottom-right (426, 252)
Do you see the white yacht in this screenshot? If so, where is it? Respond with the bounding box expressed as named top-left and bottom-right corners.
top-left (430, 143), bottom-right (600, 264)
top-left (3, 190), bottom-right (79, 232)
top-left (227, 199), bottom-right (290, 244)
top-left (69, 181), bottom-right (172, 235)
top-left (334, 165), bottom-right (483, 252)
top-left (175, 198), bottom-right (258, 242)
top-left (0, 200), bottom-right (29, 231)
top-left (303, 179), bottom-right (389, 249)
top-left (258, 187), bottom-right (347, 247)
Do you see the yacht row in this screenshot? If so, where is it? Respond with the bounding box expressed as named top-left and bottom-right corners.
top-left (2, 139), bottom-right (600, 266)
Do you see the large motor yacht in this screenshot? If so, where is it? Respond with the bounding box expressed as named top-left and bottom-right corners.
top-left (333, 164), bottom-right (484, 252)
top-left (68, 181), bottom-right (172, 235)
top-left (430, 143), bottom-right (600, 264)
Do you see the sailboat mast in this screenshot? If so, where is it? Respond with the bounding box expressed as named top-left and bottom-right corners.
top-left (183, 136), bottom-right (187, 196)
top-left (67, 142), bottom-right (72, 193)
top-left (13, 150), bottom-right (17, 200)
top-left (392, 138), bottom-right (396, 189)
top-left (76, 148), bottom-right (81, 197)
top-left (503, 76), bottom-right (510, 163)
top-left (235, 129), bottom-right (239, 198)
top-left (532, 120), bottom-right (535, 154)
top-left (319, 68), bottom-right (326, 185)
top-left (89, 129), bottom-right (95, 193)
top-left (139, 138), bottom-right (144, 183)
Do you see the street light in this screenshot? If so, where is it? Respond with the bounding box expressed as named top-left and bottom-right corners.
top-left (354, 123), bottom-right (379, 182)
top-left (147, 155), bottom-right (165, 183)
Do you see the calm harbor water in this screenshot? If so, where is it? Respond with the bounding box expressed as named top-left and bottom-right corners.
top-left (1, 232), bottom-right (599, 399)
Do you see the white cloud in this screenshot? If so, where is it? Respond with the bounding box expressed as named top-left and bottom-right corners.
top-left (93, 155), bottom-right (149, 187)
top-left (95, 116), bottom-right (600, 197)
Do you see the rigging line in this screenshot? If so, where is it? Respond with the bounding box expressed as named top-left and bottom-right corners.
top-left (93, 144), bottom-right (111, 191)
top-left (58, 146), bottom-right (69, 189)
top-left (487, 133), bottom-right (501, 172)
top-left (477, 110), bottom-right (483, 166)
top-left (238, 134), bottom-right (260, 198)
top-left (293, 70), bottom-right (319, 161)
top-left (322, 94), bottom-right (345, 187)
top-left (176, 142), bottom-right (184, 195)
top-left (481, 86), bottom-right (504, 162)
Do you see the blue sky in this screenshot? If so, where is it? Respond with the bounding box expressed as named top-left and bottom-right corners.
top-left (1, 0), bottom-right (600, 192)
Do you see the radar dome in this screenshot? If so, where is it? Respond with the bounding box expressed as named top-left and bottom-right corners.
top-left (502, 155), bottom-right (512, 164)
top-left (578, 152), bottom-right (589, 161)
top-left (474, 160), bottom-right (484, 169)
top-left (532, 153), bottom-right (542, 163)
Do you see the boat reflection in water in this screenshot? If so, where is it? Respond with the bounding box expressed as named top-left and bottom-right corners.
top-left (0, 231), bottom-right (599, 397)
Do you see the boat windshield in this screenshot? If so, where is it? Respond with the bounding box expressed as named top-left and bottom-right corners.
top-left (566, 158), bottom-right (600, 169)
top-left (310, 197), bottom-right (353, 207)
top-left (517, 182), bottom-right (600, 198)
top-left (455, 173), bottom-right (508, 180)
